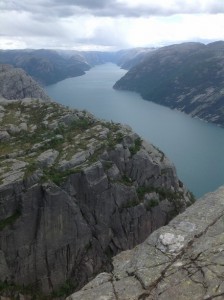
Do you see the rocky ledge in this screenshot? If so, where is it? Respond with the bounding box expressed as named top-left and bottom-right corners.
top-left (0, 64), bottom-right (51, 101)
top-left (0, 98), bottom-right (192, 298)
top-left (68, 186), bottom-right (224, 300)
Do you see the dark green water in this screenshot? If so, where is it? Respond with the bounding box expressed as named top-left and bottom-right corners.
top-left (45, 63), bottom-right (224, 198)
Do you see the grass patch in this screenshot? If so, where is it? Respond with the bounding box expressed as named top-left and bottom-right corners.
top-left (24, 161), bottom-right (37, 178)
top-left (70, 118), bottom-right (92, 130)
top-left (120, 175), bottom-right (133, 186)
top-left (129, 137), bottom-right (142, 155)
top-left (144, 198), bottom-right (159, 211)
top-left (42, 167), bottom-right (82, 186)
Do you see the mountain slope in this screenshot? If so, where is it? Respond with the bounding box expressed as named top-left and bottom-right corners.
top-left (0, 48), bottom-right (154, 86)
top-left (0, 49), bottom-right (91, 85)
top-left (0, 64), bottom-right (50, 101)
top-left (114, 41), bottom-right (224, 126)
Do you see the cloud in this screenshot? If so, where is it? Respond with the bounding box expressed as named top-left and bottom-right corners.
top-left (1, 0), bottom-right (224, 18)
top-left (0, 0), bottom-right (224, 50)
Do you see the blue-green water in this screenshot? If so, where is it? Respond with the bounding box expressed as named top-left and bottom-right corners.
top-left (45, 63), bottom-right (224, 198)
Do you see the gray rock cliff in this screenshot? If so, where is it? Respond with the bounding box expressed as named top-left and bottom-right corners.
top-left (0, 64), bottom-right (51, 101)
top-left (68, 186), bottom-right (224, 300)
top-left (0, 99), bottom-right (192, 298)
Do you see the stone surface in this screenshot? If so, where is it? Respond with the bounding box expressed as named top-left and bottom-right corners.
top-left (68, 186), bottom-right (224, 300)
top-left (0, 64), bottom-right (50, 101)
top-left (0, 130), bottom-right (10, 141)
top-left (37, 149), bottom-right (59, 168)
top-left (0, 99), bottom-right (192, 297)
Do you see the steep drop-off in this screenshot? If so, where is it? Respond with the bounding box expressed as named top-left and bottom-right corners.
top-left (0, 97), bottom-right (193, 298)
top-left (68, 186), bottom-right (224, 300)
top-left (114, 41), bottom-right (224, 126)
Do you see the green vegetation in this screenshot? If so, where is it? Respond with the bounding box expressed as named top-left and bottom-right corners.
top-left (120, 175), bottom-right (133, 186)
top-left (187, 191), bottom-right (196, 204)
top-left (42, 167), bottom-right (82, 186)
top-left (24, 161), bottom-right (37, 178)
top-left (129, 137), bottom-right (142, 155)
top-left (145, 198), bottom-right (159, 211)
top-left (0, 279), bottom-right (76, 299)
top-left (51, 280), bottom-right (77, 298)
top-left (121, 198), bottom-right (139, 209)
top-left (0, 210), bottom-right (21, 231)
top-left (154, 146), bottom-right (165, 162)
top-left (70, 118), bottom-right (92, 130)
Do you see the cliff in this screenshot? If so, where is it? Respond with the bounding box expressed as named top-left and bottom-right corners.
top-left (68, 186), bottom-right (224, 300)
top-left (0, 97), bottom-right (192, 298)
top-left (114, 41), bottom-right (224, 127)
top-left (0, 64), bottom-right (51, 101)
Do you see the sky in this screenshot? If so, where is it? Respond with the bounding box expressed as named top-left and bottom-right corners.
top-left (0, 0), bottom-right (224, 51)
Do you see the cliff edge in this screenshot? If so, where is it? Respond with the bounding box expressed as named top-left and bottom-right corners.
top-left (68, 186), bottom-right (224, 300)
top-left (0, 98), bottom-right (192, 298)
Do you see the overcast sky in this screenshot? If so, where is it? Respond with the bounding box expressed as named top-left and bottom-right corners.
top-left (0, 0), bottom-right (224, 50)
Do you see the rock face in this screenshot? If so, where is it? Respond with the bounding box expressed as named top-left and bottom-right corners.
top-left (68, 186), bottom-right (224, 300)
top-left (0, 99), bottom-right (192, 298)
top-left (114, 41), bottom-right (224, 127)
top-left (0, 64), bottom-right (51, 101)
top-left (0, 49), bottom-right (91, 85)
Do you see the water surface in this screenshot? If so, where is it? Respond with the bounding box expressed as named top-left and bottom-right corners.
top-left (46, 63), bottom-right (224, 198)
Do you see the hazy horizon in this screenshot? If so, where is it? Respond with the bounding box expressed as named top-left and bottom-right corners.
top-left (1, 0), bottom-right (224, 51)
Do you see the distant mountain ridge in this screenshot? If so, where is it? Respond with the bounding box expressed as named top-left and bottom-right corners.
top-left (0, 48), bottom-right (154, 86)
top-left (114, 41), bottom-right (224, 127)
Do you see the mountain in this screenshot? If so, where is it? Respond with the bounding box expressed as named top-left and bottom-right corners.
top-left (114, 47), bottom-right (155, 69)
top-left (0, 49), bottom-right (91, 85)
top-left (0, 64), bottom-right (51, 101)
top-left (0, 68), bottom-right (192, 298)
top-left (68, 185), bottom-right (224, 300)
top-left (114, 41), bottom-right (224, 127)
top-left (0, 48), bottom-right (154, 86)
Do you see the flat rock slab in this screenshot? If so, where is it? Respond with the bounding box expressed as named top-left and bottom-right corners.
top-left (68, 186), bottom-right (224, 300)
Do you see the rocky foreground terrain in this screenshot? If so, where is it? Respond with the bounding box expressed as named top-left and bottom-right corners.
top-left (0, 64), bottom-right (193, 298)
top-left (68, 186), bottom-right (224, 300)
top-left (114, 41), bottom-right (224, 127)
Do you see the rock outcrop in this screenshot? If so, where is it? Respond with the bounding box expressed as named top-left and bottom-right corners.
top-left (68, 186), bottom-right (224, 300)
top-left (0, 99), bottom-right (192, 298)
top-left (114, 41), bottom-right (224, 127)
top-left (0, 64), bottom-right (51, 101)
